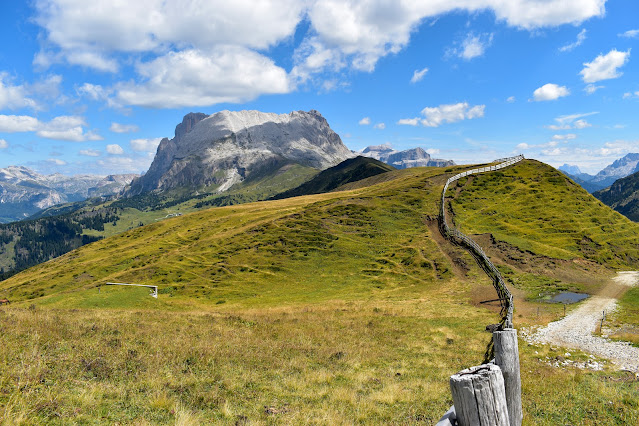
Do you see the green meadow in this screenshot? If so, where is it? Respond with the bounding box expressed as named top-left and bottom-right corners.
top-left (1, 160), bottom-right (638, 424)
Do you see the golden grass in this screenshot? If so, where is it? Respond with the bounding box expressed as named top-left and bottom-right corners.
top-left (1, 161), bottom-right (639, 423)
top-left (0, 294), bottom-right (497, 424)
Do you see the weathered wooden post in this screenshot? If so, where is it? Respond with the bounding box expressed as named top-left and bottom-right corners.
top-left (493, 328), bottom-right (522, 426)
top-left (450, 364), bottom-right (510, 426)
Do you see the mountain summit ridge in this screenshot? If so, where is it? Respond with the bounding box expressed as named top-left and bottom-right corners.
top-left (560, 153), bottom-right (639, 193)
top-left (125, 109), bottom-right (354, 196)
top-left (0, 166), bottom-right (137, 223)
top-left (360, 144), bottom-right (454, 169)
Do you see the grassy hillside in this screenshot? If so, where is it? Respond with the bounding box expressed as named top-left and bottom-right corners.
top-left (451, 159), bottom-right (639, 267)
top-left (1, 167), bottom-right (456, 305)
top-left (594, 169), bottom-right (639, 222)
top-left (0, 162), bottom-right (318, 280)
top-left (271, 156), bottom-right (394, 200)
top-left (1, 161), bottom-right (639, 423)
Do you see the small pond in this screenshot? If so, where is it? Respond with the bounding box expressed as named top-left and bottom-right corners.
top-left (546, 291), bottom-right (589, 304)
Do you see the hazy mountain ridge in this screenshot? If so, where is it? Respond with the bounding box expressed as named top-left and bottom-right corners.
top-left (0, 166), bottom-right (137, 223)
top-left (270, 156), bottom-right (394, 200)
top-left (560, 153), bottom-right (639, 193)
top-left (360, 144), bottom-right (454, 169)
top-left (125, 110), bottom-right (355, 196)
top-left (594, 169), bottom-right (639, 222)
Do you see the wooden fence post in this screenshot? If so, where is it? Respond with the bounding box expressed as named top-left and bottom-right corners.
top-left (493, 328), bottom-right (522, 426)
top-left (450, 364), bottom-right (510, 426)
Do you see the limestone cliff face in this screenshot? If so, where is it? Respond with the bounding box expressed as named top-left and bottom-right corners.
top-left (361, 145), bottom-right (455, 169)
top-left (125, 110), bottom-right (354, 195)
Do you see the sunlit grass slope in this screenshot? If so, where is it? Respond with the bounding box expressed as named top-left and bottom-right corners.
top-left (450, 159), bottom-right (639, 268)
top-left (1, 167), bottom-right (458, 307)
top-left (2, 303), bottom-right (637, 424)
top-left (1, 162), bottom-right (639, 423)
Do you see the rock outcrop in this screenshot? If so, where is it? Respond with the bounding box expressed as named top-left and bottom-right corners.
top-left (125, 110), bottom-right (354, 195)
top-left (360, 145), bottom-right (454, 169)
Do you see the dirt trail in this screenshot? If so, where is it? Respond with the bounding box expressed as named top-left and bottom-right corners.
top-left (524, 271), bottom-right (639, 373)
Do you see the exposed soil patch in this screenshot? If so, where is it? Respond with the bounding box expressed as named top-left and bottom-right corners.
top-left (425, 216), bottom-right (473, 278)
top-left (425, 216), bottom-right (502, 315)
top-left (473, 233), bottom-right (610, 292)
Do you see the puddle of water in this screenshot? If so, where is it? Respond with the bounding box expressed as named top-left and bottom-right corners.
top-left (546, 292), bottom-right (589, 304)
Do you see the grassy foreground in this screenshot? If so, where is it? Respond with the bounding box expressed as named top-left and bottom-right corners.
top-left (1, 160), bottom-right (639, 423)
top-left (1, 301), bottom-right (638, 424)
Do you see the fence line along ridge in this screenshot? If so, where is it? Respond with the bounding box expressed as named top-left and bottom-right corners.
top-left (439, 155), bottom-right (524, 329)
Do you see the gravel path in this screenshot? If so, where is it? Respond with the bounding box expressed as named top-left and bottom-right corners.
top-left (524, 271), bottom-right (639, 373)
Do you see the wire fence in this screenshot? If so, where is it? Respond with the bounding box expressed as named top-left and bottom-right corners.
top-left (439, 155), bottom-right (524, 330)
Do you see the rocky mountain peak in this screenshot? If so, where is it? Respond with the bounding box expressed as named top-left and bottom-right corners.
top-left (592, 152), bottom-right (639, 183)
top-left (175, 112), bottom-right (208, 140)
top-left (361, 144), bottom-right (454, 169)
top-left (125, 109), bottom-right (355, 196)
top-left (558, 164), bottom-right (581, 175)
top-left (0, 166), bottom-right (42, 182)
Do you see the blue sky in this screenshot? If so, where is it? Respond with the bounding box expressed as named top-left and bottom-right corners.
top-left (0, 0), bottom-right (638, 176)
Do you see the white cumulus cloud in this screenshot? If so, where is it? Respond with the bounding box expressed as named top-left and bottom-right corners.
top-left (580, 49), bottom-right (630, 83)
top-left (449, 33), bottom-right (493, 60)
top-left (619, 29), bottom-right (639, 38)
top-left (411, 67), bottom-right (429, 83)
top-left (116, 47), bottom-right (291, 108)
top-left (0, 139), bottom-right (8, 149)
top-left (0, 115), bottom-right (40, 132)
top-left (47, 158), bottom-right (67, 165)
top-left (66, 51), bottom-right (119, 73)
top-left (32, 0), bottom-right (609, 107)
top-left (304, 0), bottom-right (604, 73)
top-left (399, 102), bottom-right (485, 128)
top-left (106, 144), bottom-right (124, 155)
top-left (532, 83), bottom-right (570, 101)
top-left (596, 140), bottom-right (639, 156)
top-left (584, 84), bottom-right (604, 94)
top-left (552, 134), bottom-right (577, 141)
top-left (36, 0), bottom-right (608, 73)
top-left (79, 149), bottom-right (100, 157)
top-left (131, 137), bottom-right (163, 152)
top-left (573, 119), bottom-right (592, 129)
top-left (545, 112), bottom-right (598, 130)
top-left (397, 118), bottom-right (419, 126)
top-left (559, 29), bottom-right (586, 52)
top-left (0, 114), bottom-right (102, 141)
top-left (110, 122), bottom-right (139, 133)
top-left (358, 117), bottom-right (371, 125)
top-left (77, 83), bottom-right (112, 101)
top-left (0, 73), bottom-right (37, 110)
top-left (37, 116), bottom-right (103, 142)
top-left (373, 123), bottom-right (385, 130)
top-left (34, 0), bottom-right (304, 68)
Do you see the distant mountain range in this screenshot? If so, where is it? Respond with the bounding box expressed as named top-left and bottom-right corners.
top-left (360, 144), bottom-right (455, 169)
top-left (0, 166), bottom-right (137, 223)
top-left (125, 109), bottom-right (354, 196)
top-left (559, 153), bottom-right (639, 193)
top-left (594, 169), bottom-right (639, 222)
top-left (0, 110), bottom-right (384, 279)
